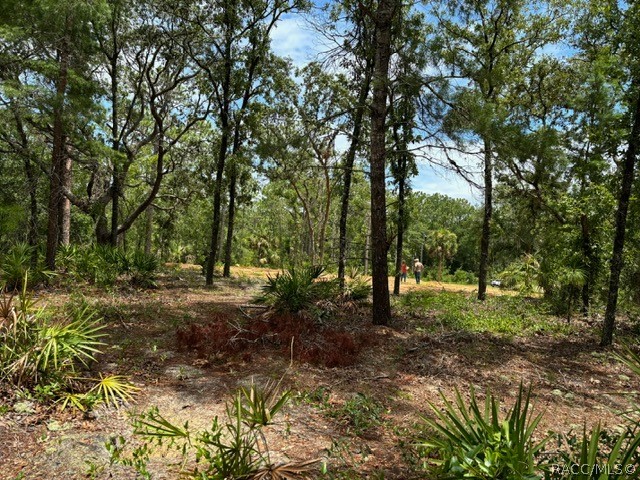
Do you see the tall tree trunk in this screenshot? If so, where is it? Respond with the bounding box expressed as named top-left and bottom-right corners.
top-left (205, 8), bottom-right (232, 286)
top-left (477, 138), bottom-right (493, 301)
top-left (223, 165), bottom-right (237, 277)
top-left (25, 156), bottom-right (39, 265)
top-left (45, 38), bottom-right (70, 271)
top-left (59, 153), bottom-right (72, 246)
top-left (222, 180), bottom-right (237, 277)
top-left (369, 0), bottom-right (396, 325)
top-left (338, 66), bottom-right (372, 290)
top-left (393, 169), bottom-right (406, 296)
top-left (601, 84), bottom-right (640, 346)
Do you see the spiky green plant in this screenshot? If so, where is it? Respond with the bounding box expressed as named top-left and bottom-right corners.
top-left (543, 424), bottom-right (640, 479)
top-left (110, 383), bottom-right (318, 479)
top-left (257, 265), bottom-right (338, 314)
top-left (0, 243), bottom-right (33, 290)
top-left (129, 251), bottom-right (159, 288)
top-left (418, 384), bottom-right (547, 480)
top-left (0, 274), bottom-right (136, 410)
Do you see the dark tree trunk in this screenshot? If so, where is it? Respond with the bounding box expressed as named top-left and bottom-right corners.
top-left (338, 66), bottom-right (372, 290)
top-left (369, 0), bottom-right (396, 325)
top-left (25, 156), bottom-right (39, 265)
top-left (45, 39), bottom-right (70, 271)
top-left (109, 14), bottom-right (120, 247)
top-left (601, 84), bottom-right (640, 346)
top-left (477, 139), bottom-right (493, 301)
top-left (205, 11), bottom-right (233, 286)
top-left (223, 165), bottom-right (237, 277)
top-left (393, 170), bottom-right (406, 296)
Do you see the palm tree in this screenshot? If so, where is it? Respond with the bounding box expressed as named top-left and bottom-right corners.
top-left (425, 229), bottom-right (458, 282)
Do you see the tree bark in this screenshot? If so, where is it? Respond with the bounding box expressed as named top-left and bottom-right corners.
top-left (205, 8), bottom-right (233, 286)
top-left (369, 0), bottom-right (396, 325)
top-left (601, 83), bottom-right (640, 346)
top-left (223, 165), bottom-right (237, 277)
top-left (59, 153), bottom-right (72, 246)
top-left (45, 35), bottom-right (70, 271)
top-left (144, 204), bottom-right (153, 255)
top-left (477, 138), bottom-right (493, 301)
top-left (338, 66), bottom-right (372, 290)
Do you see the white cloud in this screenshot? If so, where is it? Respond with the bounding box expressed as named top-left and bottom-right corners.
top-left (270, 15), bottom-right (322, 67)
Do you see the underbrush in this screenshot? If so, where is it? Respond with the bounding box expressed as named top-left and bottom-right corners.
top-left (58, 245), bottom-right (159, 288)
top-left (397, 290), bottom-right (572, 336)
top-left (0, 276), bottom-right (137, 411)
top-left (176, 312), bottom-right (375, 368)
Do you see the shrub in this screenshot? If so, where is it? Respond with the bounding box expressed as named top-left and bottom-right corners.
top-left (129, 251), bottom-right (159, 288)
top-left (256, 265), bottom-right (338, 314)
top-left (418, 384), bottom-right (546, 479)
top-left (0, 275), bottom-right (137, 410)
top-left (59, 245), bottom-right (159, 288)
top-left (542, 424), bottom-right (640, 480)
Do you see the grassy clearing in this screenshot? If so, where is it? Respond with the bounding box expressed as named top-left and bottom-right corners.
top-left (396, 289), bottom-right (573, 336)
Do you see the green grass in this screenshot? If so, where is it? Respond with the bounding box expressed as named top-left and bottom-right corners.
top-left (397, 290), bottom-right (573, 336)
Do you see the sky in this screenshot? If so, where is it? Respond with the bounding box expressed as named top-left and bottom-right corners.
top-left (270, 13), bottom-right (481, 205)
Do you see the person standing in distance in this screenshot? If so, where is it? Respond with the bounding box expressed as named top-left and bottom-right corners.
top-left (413, 258), bottom-right (424, 284)
top-left (400, 260), bottom-right (408, 282)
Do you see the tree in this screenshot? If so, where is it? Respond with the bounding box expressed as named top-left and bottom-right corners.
top-left (191, 0), bottom-right (304, 285)
top-left (369, 0), bottom-right (399, 325)
top-left (597, 0), bottom-right (640, 346)
top-left (429, 0), bottom-right (563, 300)
top-left (425, 229), bottom-right (458, 281)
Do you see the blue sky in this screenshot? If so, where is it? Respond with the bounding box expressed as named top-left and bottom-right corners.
top-left (270, 13), bottom-right (481, 204)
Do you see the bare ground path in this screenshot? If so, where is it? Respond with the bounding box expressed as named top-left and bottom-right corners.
top-left (0, 266), bottom-right (638, 479)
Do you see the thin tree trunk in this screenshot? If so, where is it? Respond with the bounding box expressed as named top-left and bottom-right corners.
top-left (144, 204), bottom-right (153, 255)
top-left (223, 165), bottom-right (237, 277)
top-left (477, 138), bottom-right (493, 301)
top-left (338, 66), bottom-right (372, 290)
top-left (59, 153), bottom-right (72, 246)
top-left (580, 214), bottom-right (593, 316)
top-left (45, 37), bottom-right (70, 271)
top-left (205, 10), bottom-right (232, 286)
top-left (369, 0), bottom-right (396, 325)
top-left (393, 171), bottom-right (406, 296)
top-left (601, 83), bottom-right (640, 346)
top-left (25, 156), bottom-right (39, 265)
top-left (364, 214), bottom-right (370, 275)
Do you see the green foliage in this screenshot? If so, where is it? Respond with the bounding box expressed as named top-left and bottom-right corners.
top-left (543, 425), bottom-right (640, 480)
top-left (500, 254), bottom-right (541, 295)
top-left (129, 251), bottom-right (159, 288)
top-left (418, 384), bottom-right (546, 480)
top-left (257, 265), bottom-right (338, 314)
top-left (108, 383), bottom-right (318, 479)
top-left (0, 275), bottom-right (136, 410)
top-left (0, 243), bottom-right (52, 290)
top-left (236, 378), bottom-right (291, 427)
top-left (398, 290), bottom-right (570, 336)
top-left (59, 245), bottom-right (159, 288)
top-left (326, 393), bottom-right (385, 437)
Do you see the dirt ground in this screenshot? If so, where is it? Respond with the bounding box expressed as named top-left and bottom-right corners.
top-left (0, 266), bottom-right (638, 479)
